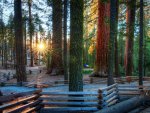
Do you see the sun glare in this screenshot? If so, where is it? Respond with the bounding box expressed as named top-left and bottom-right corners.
top-left (38, 43), bottom-right (45, 52)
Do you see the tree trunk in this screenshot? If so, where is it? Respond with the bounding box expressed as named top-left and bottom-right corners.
top-left (114, 0), bottom-right (119, 77)
top-left (35, 33), bottom-right (38, 65)
top-left (139, 0), bottom-right (144, 86)
top-left (124, 0), bottom-right (136, 76)
top-left (49, 0), bottom-right (63, 75)
top-left (107, 0), bottom-right (117, 85)
top-left (46, 32), bottom-right (51, 71)
top-left (1, 23), bottom-right (4, 67)
top-left (93, 0), bottom-right (110, 77)
top-left (69, 0), bottom-right (84, 91)
top-left (28, 0), bottom-right (34, 67)
top-left (23, 19), bottom-right (27, 65)
top-left (3, 33), bottom-right (7, 69)
top-left (63, 0), bottom-right (68, 81)
top-left (14, 0), bottom-right (26, 82)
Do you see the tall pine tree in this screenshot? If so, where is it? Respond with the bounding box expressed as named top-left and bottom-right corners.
top-left (48, 0), bottom-right (63, 75)
top-left (69, 0), bottom-right (84, 91)
top-left (139, 0), bottom-right (144, 86)
top-left (14, 0), bottom-right (26, 83)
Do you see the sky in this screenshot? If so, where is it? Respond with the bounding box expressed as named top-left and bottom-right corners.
top-left (0, 0), bottom-right (52, 32)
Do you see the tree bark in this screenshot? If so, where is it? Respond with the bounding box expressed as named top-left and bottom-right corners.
top-left (124, 0), bottom-right (136, 76)
top-left (23, 18), bottom-right (27, 65)
top-left (139, 0), bottom-right (144, 86)
top-left (14, 0), bottom-right (26, 82)
top-left (69, 0), bottom-right (84, 91)
top-left (48, 0), bottom-right (63, 75)
top-left (63, 0), bottom-right (68, 81)
top-left (114, 0), bottom-right (119, 77)
top-left (28, 0), bottom-right (34, 67)
top-left (93, 0), bottom-right (110, 77)
top-left (35, 32), bottom-right (38, 65)
top-left (107, 0), bottom-right (118, 85)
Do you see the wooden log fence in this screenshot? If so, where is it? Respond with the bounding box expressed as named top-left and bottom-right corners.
top-left (0, 90), bottom-right (42, 113)
top-left (39, 84), bottom-right (119, 113)
top-left (40, 91), bottom-right (99, 113)
top-left (0, 84), bottom-right (121, 113)
top-left (98, 83), bottom-right (119, 109)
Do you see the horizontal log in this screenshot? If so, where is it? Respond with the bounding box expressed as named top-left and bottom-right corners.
top-left (0, 95), bottom-right (38, 111)
top-left (23, 105), bottom-right (41, 113)
top-left (119, 91), bottom-right (140, 95)
top-left (118, 88), bottom-right (141, 91)
top-left (42, 102), bottom-right (98, 106)
top-left (118, 85), bottom-right (150, 88)
top-left (99, 88), bottom-right (117, 96)
top-left (99, 84), bottom-right (118, 92)
top-left (98, 99), bottom-right (118, 108)
top-left (41, 92), bottom-right (98, 95)
top-left (104, 91), bottom-right (118, 101)
top-left (106, 95), bottom-right (118, 104)
top-left (107, 99), bottom-right (118, 107)
top-left (138, 107), bottom-right (150, 113)
top-left (7, 100), bottom-right (41, 113)
top-left (128, 106), bottom-right (145, 113)
top-left (98, 91), bottom-right (118, 102)
top-left (95, 96), bottom-right (147, 113)
top-left (0, 90), bottom-right (41, 103)
top-left (40, 107), bottom-right (98, 112)
top-left (40, 96), bottom-right (98, 101)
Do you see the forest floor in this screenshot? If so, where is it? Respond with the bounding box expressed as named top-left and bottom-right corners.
top-left (0, 67), bottom-right (149, 95)
top-left (0, 68), bottom-right (106, 94)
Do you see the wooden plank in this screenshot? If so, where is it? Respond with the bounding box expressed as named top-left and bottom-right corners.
top-left (7, 100), bottom-right (41, 113)
top-left (40, 96), bottom-right (98, 101)
top-left (106, 95), bottom-right (118, 104)
top-left (119, 92), bottom-right (140, 95)
top-left (101, 88), bottom-right (117, 96)
top-left (23, 105), bottom-right (41, 113)
top-left (107, 99), bottom-right (118, 107)
top-left (119, 88), bottom-right (142, 91)
top-left (104, 91), bottom-right (118, 101)
top-left (40, 107), bottom-right (98, 112)
top-left (118, 85), bottom-right (150, 88)
top-left (0, 95), bottom-right (38, 111)
top-left (41, 92), bottom-right (98, 95)
top-left (100, 84), bottom-right (117, 91)
top-left (42, 102), bottom-right (98, 106)
top-left (98, 91), bottom-right (117, 102)
top-left (0, 90), bottom-right (41, 103)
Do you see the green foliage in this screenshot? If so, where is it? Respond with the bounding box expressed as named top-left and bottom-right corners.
top-left (82, 69), bottom-right (93, 74)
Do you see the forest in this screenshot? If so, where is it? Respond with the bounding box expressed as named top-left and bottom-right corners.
top-left (0, 0), bottom-right (150, 113)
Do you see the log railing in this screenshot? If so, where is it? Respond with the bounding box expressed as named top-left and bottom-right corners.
top-left (40, 91), bottom-right (99, 112)
top-left (40, 84), bottom-right (119, 112)
top-left (0, 90), bottom-right (41, 113)
top-left (98, 83), bottom-right (119, 109)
